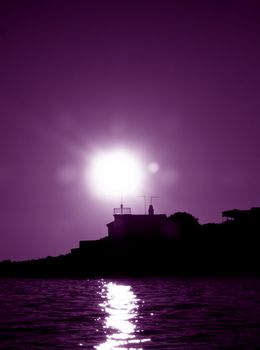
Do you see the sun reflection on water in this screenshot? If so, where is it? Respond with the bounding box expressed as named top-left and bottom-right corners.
top-left (95, 282), bottom-right (151, 349)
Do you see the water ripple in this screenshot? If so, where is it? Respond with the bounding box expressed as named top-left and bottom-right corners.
top-left (0, 278), bottom-right (260, 349)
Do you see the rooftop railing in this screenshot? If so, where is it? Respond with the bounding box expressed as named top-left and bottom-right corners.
top-left (113, 207), bottom-right (132, 215)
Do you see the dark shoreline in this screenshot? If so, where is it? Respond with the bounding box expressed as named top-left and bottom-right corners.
top-left (1, 210), bottom-right (259, 278)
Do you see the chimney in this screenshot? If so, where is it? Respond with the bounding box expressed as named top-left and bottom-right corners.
top-left (148, 204), bottom-right (154, 215)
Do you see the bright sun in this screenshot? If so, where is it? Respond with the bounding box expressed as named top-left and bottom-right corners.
top-left (88, 149), bottom-right (143, 199)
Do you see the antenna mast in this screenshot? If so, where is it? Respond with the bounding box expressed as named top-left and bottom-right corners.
top-left (150, 195), bottom-right (159, 205)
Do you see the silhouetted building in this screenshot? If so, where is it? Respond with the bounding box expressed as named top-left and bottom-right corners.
top-left (70, 204), bottom-right (178, 254)
top-left (107, 204), bottom-right (167, 240)
top-left (222, 207), bottom-right (260, 223)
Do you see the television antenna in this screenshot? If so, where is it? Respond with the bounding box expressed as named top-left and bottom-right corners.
top-left (150, 195), bottom-right (159, 205)
top-left (137, 195), bottom-right (147, 214)
top-left (137, 195), bottom-right (160, 214)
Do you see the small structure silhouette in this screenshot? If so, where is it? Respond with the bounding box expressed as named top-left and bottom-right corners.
top-left (148, 204), bottom-right (154, 215)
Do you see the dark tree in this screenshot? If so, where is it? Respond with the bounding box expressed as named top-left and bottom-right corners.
top-left (168, 212), bottom-right (200, 239)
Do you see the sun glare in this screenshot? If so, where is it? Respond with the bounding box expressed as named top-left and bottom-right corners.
top-left (88, 149), bottom-right (143, 199)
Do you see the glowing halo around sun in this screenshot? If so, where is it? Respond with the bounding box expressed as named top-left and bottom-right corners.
top-left (88, 149), bottom-right (144, 199)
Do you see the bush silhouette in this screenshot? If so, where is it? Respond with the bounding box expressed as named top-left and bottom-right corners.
top-left (168, 212), bottom-right (200, 239)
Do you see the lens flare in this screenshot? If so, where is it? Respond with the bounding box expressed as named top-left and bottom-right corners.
top-left (148, 162), bottom-right (160, 173)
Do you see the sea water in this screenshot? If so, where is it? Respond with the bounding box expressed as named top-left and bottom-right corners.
top-left (1, 278), bottom-right (260, 349)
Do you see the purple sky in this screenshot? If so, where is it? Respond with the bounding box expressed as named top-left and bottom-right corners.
top-left (0, 0), bottom-right (260, 260)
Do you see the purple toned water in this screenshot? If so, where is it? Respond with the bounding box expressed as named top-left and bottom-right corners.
top-left (1, 278), bottom-right (260, 349)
